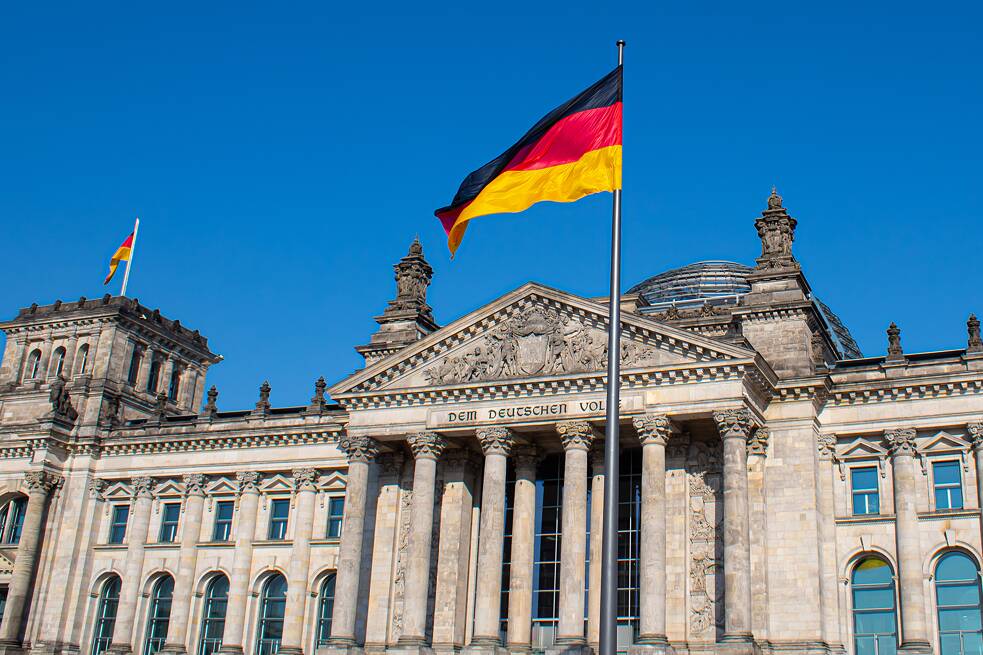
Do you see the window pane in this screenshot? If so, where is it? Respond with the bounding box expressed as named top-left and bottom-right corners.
top-left (852, 467), bottom-right (877, 490)
top-left (935, 461), bottom-right (961, 485)
top-left (854, 588), bottom-right (894, 610)
top-left (963, 633), bottom-right (983, 655)
top-left (951, 486), bottom-right (965, 510)
top-left (938, 583), bottom-right (981, 607)
top-left (854, 635), bottom-right (876, 655)
top-left (938, 553), bottom-right (979, 582)
top-left (940, 607), bottom-right (983, 631)
top-left (937, 488), bottom-right (952, 510)
top-left (853, 558), bottom-right (893, 585)
top-left (855, 611), bottom-right (896, 634)
top-left (876, 635), bottom-right (898, 655)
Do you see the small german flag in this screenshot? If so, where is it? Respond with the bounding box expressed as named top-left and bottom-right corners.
top-left (435, 66), bottom-right (622, 257)
top-left (104, 231), bottom-right (134, 284)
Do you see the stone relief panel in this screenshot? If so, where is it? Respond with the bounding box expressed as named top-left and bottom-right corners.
top-left (390, 477), bottom-right (413, 642)
top-left (687, 438), bottom-right (725, 640)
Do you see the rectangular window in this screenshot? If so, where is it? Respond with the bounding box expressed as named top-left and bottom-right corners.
top-left (127, 345), bottom-right (143, 386)
top-left (168, 368), bottom-right (181, 402)
top-left (158, 502), bottom-right (181, 543)
top-left (326, 497), bottom-right (345, 539)
top-left (851, 467), bottom-right (880, 516)
top-left (268, 499), bottom-right (289, 540)
top-left (934, 460), bottom-right (964, 510)
top-left (3, 498), bottom-right (27, 544)
top-left (109, 505), bottom-right (130, 544)
top-left (212, 501), bottom-right (234, 542)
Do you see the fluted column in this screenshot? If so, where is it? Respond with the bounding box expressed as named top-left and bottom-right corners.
top-left (397, 431), bottom-right (447, 648)
top-left (508, 447), bottom-right (539, 652)
top-left (0, 471), bottom-right (60, 646)
top-left (815, 435), bottom-right (842, 651)
top-left (217, 472), bottom-right (261, 655)
top-left (633, 415), bottom-right (671, 648)
top-left (970, 423), bottom-right (983, 552)
top-left (712, 409), bottom-right (754, 644)
top-left (586, 445), bottom-right (604, 649)
top-left (330, 436), bottom-right (380, 647)
top-left (109, 476), bottom-right (156, 655)
top-left (886, 428), bottom-right (932, 654)
top-left (161, 474), bottom-right (207, 655)
top-left (469, 428), bottom-right (515, 650)
top-left (555, 421), bottom-right (594, 646)
top-left (280, 468), bottom-right (320, 655)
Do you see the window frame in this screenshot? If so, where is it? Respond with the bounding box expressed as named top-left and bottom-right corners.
top-left (26, 348), bottom-right (42, 380)
top-left (127, 344), bottom-right (144, 386)
top-left (158, 502), bottom-right (181, 543)
top-left (934, 551), bottom-right (983, 655)
top-left (76, 343), bottom-right (90, 375)
top-left (51, 346), bottom-right (66, 378)
top-left (255, 574), bottom-right (287, 655)
top-left (850, 556), bottom-right (899, 655)
top-left (850, 466), bottom-right (881, 516)
top-left (314, 574), bottom-right (336, 649)
top-left (326, 496), bottom-right (345, 539)
top-left (267, 498), bottom-right (290, 541)
top-left (933, 460), bottom-right (965, 511)
top-left (198, 575), bottom-right (230, 655)
top-left (146, 359), bottom-right (162, 394)
top-left (167, 366), bottom-right (181, 402)
top-left (109, 504), bottom-right (130, 544)
top-left (212, 500), bottom-right (235, 542)
top-left (2, 497), bottom-right (28, 545)
top-left (142, 575), bottom-right (174, 655)
top-left (90, 576), bottom-right (122, 655)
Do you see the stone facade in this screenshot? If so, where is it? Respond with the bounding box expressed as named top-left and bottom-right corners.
top-left (0, 191), bottom-right (981, 655)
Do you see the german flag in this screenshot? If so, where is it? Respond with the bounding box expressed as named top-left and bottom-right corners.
top-left (104, 231), bottom-right (134, 284)
top-left (435, 66), bottom-right (622, 256)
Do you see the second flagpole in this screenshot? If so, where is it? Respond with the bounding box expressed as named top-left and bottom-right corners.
top-left (598, 38), bottom-right (625, 655)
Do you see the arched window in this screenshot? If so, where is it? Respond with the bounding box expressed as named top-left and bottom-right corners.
top-left (91, 576), bottom-right (122, 655)
top-left (143, 575), bottom-right (174, 655)
top-left (255, 574), bottom-right (287, 655)
top-left (315, 574), bottom-right (336, 648)
top-left (51, 346), bottom-right (66, 378)
top-left (935, 552), bottom-right (983, 654)
top-left (76, 344), bottom-right (90, 375)
top-left (26, 349), bottom-right (42, 380)
top-left (198, 575), bottom-right (229, 655)
top-left (851, 557), bottom-right (898, 655)
top-left (127, 345), bottom-right (144, 386)
top-left (168, 367), bottom-right (181, 402)
top-left (146, 359), bottom-right (162, 394)
top-left (0, 497), bottom-right (28, 544)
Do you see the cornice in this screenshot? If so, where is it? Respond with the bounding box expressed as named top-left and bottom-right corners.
top-left (828, 376), bottom-right (983, 406)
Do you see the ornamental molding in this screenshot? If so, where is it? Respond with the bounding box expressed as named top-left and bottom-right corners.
top-left (339, 435), bottom-right (380, 464)
top-left (967, 423), bottom-right (983, 450)
top-left (182, 473), bottom-right (207, 497)
top-left (884, 428), bottom-right (918, 458)
top-left (95, 429), bottom-right (342, 457)
top-left (747, 428), bottom-right (769, 457)
top-left (712, 408), bottom-right (756, 441)
top-left (476, 427), bottom-right (514, 456)
top-left (633, 414), bottom-right (672, 447)
top-left (829, 377), bottom-right (983, 407)
top-left (131, 475), bottom-right (156, 498)
top-left (292, 467), bottom-right (319, 491)
top-left (406, 432), bottom-right (447, 460)
top-left (25, 470), bottom-right (62, 495)
top-left (556, 420), bottom-right (597, 451)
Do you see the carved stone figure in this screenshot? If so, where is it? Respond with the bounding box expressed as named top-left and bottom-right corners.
top-left (886, 322), bottom-right (904, 360)
top-left (753, 187), bottom-right (799, 271)
top-left (254, 381), bottom-right (272, 414)
top-left (102, 394), bottom-right (121, 428)
top-left (153, 391), bottom-right (168, 422)
top-left (204, 385), bottom-right (219, 418)
top-left (47, 376), bottom-right (78, 422)
top-left (308, 376), bottom-right (328, 413)
top-left (968, 314), bottom-right (982, 353)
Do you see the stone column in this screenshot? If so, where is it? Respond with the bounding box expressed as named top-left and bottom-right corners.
top-left (136, 346), bottom-right (155, 391)
top-left (364, 453), bottom-right (404, 648)
top-left (280, 468), bottom-right (320, 655)
top-left (468, 428), bottom-right (515, 652)
top-left (633, 415), bottom-right (672, 650)
top-left (63, 333), bottom-right (79, 377)
top-left (555, 421), bottom-right (594, 649)
top-left (970, 423), bottom-right (983, 549)
top-left (508, 447), bottom-right (539, 652)
top-left (712, 409), bottom-right (754, 645)
top-left (885, 428), bottom-right (932, 654)
top-left (108, 476), bottom-right (156, 655)
top-left (815, 435), bottom-right (842, 651)
top-left (586, 446), bottom-right (604, 650)
top-left (0, 471), bottom-right (60, 648)
top-left (330, 436), bottom-right (380, 648)
top-left (217, 471), bottom-right (261, 655)
top-left (396, 432), bottom-right (447, 650)
top-left (160, 474), bottom-right (207, 655)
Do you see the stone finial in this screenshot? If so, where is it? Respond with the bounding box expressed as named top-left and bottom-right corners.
top-left (153, 391), bottom-right (168, 422)
top-left (884, 428), bottom-right (918, 457)
top-left (204, 386), bottom-right (219, 419)
top-left (817, 434), bottom-right (837, 461)
top-left (393, 237), bottom-right (433, 311)
top-left (556, 421), bottom-right (596, 451)
top-left (253, 381), bottom-right (272, 415)
top-left (131, 476), bottom-right (156, 498)
top-left (968, 423), bottom-right (983, 451)
top-left (25, 470), bottom-right (61, 495)
top-left (747, 428), bottom-right (769, 457)
top-left (309, 376), bottom-right (328, 413)
top-left (476, 427), bottom-right (514, 456)
top-left (968, 315), bottom-right (983, 353)
top-left (407, 432), bottom-right (447, 460)
top-left (46, 376), bottom-right (78, 423)
top-left (753, 187), bottom-right (799, 271)
top-left (886, 323), bottom-right (904, 361)
top-left (183, 473), bottom-right (207, 496)
top-left (292, 467), bottom-right (319, 491)
top-left (712, 408), bottom-right (755, 441)
top-left (633, 414), bottom-right (672, 447)
top-left (235, 471), bottom-right (261, 493)
top-left (340, 435), bottom-right (381, 463)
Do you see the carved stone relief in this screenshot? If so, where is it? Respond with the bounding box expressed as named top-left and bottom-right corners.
top-left (687, 438), bottom-right (724, 639)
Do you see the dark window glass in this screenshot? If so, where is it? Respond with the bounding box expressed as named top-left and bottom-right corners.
top-left (4, 498), bottom-right (28, 544)
top-left (198, 575), bottom-right (229, 655)
top-left (90, 576), bottom-right (122, 655)
top-left (52, 347), bottom-right (66, 377)
top-left (213, 501), bottom-right (234, 542)
top-left (127, 346), bottom-right (143, 386)
top-left (326, 497), bottom-right (345, 539)
top-left (27, 349), bottom-right (42, 379)
top-left (936, 552), bottom-right (983, 654)
top-left (315, 574), bottom-right (336, 648)
top-left (158, 503), bottom-right (180, 543)
top-left (268, 499), bottom-right (289, 541)
top-left (851, 467), bottom-right (880, 516)
top-left (935, 461), bottom-right (964, 511)
top-left (76, 344), bottom-right (89, 374)
top-left (146, 359), bottom-right (161, 394)
top-left (255, 575), bottom-right (287, 655)
top-left (143, 576), bottom-right (174, 655)
top-left (168, 368), bottom-right (181, 402)
top-left (109, 505), bottom-right (129, 544)
top-left (852, 558), bottom-right (898, 655)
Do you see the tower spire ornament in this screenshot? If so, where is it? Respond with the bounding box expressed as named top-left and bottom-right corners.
top-left (753, 186), bottom-right (799, 271)
top-left (968, 314), bottom-right (983, 353)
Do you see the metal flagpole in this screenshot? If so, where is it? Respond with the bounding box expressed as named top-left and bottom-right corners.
top-left (599, 39), bottom-right (625, 655)
top-left (120, 216), bottom-right (140, 297)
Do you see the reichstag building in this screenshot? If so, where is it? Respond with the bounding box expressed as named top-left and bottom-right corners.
top-left (1, 190), bottom-right (982, 655)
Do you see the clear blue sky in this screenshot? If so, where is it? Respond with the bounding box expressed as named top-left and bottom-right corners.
top-left (2, 1), bottom-right (980, 410)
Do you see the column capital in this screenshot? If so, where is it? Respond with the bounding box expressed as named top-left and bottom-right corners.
top-left (89, 477), bottom-right (108, 500)
top-left (712, 408), bottom-right (756, 441)
top-left (476, 427), bottom-right (514, 456)
top-left (968, 423), bottom-right (983, 451)
top-left (131, 475), bottom-right (156, 499)
top-left (556, 420), bottom-right (597, 451)
top-left (292, 467), bottom-right (319, 491)
top-left (884, 427), bottom-right (918, 457)
top-left (515, 445), bottom-right (540, 477)
top-left (183, 473), bottom-right (207, 497)
top-left (747, 427), bottom-right (769, 457)
top-left (633, 414), bottom-right (673, 447)
top-left (24, 470), bottom-right (61, 496)
top-left (236, 470), bottom-right (262, 493)
top-left (340, 435), bottom-right (381, 463)
top-left (817, 434), bottom-right (837, 461)
top-left (407, 431), bottom-right (447, 460)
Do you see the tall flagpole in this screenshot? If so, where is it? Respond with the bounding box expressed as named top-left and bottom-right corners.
top-left (599, 39), bottom-right (625, 655)
top-left (120, 217), bottom-right (140, 297)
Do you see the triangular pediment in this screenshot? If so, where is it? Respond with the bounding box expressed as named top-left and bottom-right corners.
top-left (155, 480), bottom-right (183, 498)
top-left (207, 477), bottom-right (237, 496)
top-left (260, 474), bottom-right (292, 494)
top-left (331, 282), bottom-right (759, 397)
top-left (319, 470), bottom-right (347, 491)
top-left (103, 481), bottom-right (132, 500)
top-left (920, 430), bottom-right (969, 453)
top-left (839, 438), bottom-right (888, 460)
